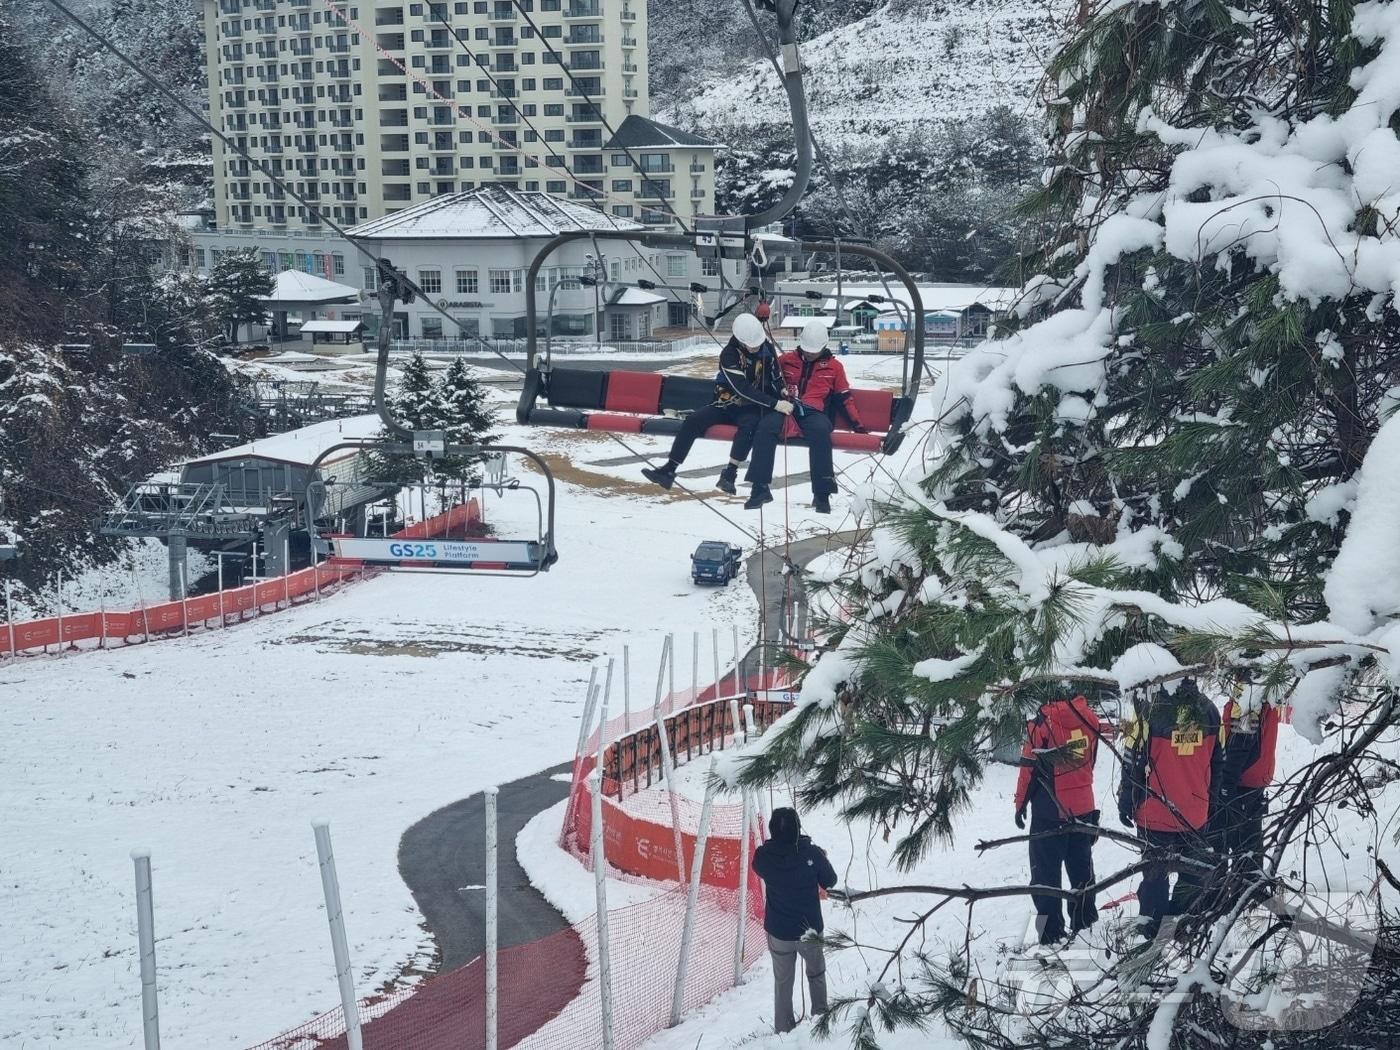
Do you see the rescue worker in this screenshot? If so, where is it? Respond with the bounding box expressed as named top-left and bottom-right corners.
top-left (1211, 687), bottom-right (1279, 885)
top-left (1013, 693), bottom-right (1104, 945)
top-left (716, 302), bottom-right (773, 496)
top-left (752, 807), bottom-right (838, 1034)
top-left (642, 312), bottom-right (791, 499)
top-left (746, 320), bottom-right (867, 514)
top-left (1118, 679), bottom-right (1223, 938)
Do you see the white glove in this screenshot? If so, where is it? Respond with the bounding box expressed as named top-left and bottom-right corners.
top-left (775, 400), bottom-right (795, 416)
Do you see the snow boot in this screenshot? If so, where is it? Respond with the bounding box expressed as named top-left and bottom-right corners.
top-left (716, 463), bottom-right (739, 495)
top-left (813, 493), bottom-right (832, 514)
top-left (642, 463), bottom-right (677, 490)
top-left (744, 484), bottom-right (774, 510)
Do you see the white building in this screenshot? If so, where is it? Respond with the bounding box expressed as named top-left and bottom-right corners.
top-left (344, 185), bottom-right (675, 339)
top-left (771, 279), bottom-right (1022, 341)
top-left (200, 0), bottom-right (719, 233)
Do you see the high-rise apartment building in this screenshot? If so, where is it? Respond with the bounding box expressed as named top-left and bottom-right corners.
top-left (201, 0), bottom-right (717, 233)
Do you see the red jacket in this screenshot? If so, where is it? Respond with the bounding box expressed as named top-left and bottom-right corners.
top-left (1220, 699), bottom-right (1278, 791)
top-left (1118, 682), bottom-right (1222, 832)
top-left (1013, 695), bottom-right (1102, 820)
top-left (777, 349), bottom-right (862, 435)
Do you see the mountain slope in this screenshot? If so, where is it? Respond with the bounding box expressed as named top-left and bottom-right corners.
top-left (657, 0), bottom-right (1068, 146)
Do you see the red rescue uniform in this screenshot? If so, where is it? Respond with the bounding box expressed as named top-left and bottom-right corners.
top-left (1014, 695), bottom-right (1102, 820)
top-left (776, 349), bottom-right (863, 437)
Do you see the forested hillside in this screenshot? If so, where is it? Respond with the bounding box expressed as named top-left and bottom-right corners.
top-left (650, 0), bottom-right (1069, 281)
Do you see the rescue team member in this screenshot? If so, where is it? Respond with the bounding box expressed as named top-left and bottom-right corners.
top-left (753, 807), bottom-right (838, 1034)
top-left (1118, 679), bottom-right (1222, 938)
top-left (642, 312), bottom-right (792, 501)
top-left (1013, 694), bottom-right (1104, 945)
top-left (746, 320), bottom-right (867, 514)
top-left (1211, 687), bottom-right (1279, 884)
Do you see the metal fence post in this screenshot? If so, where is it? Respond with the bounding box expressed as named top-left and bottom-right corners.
top-left (4, 577), bottom-right (14, 659)
top-left (178, 565), bottom-right (189, 638)
top-left (733, 788), bottom-right (754, 984)
top-left (732, 624), bottom-right (740, 695)
top-left (670, 755), bottom-right (718, 1026)
top-left (55, 571), bottom-right (64, 654)
top-left (570, 666), bottom-right (601, 771)
top-left (589, 770), bottom-right (617, 1050)
top-left (311, 821), bottom-right (363, 1050)
top-left (283, 536), bottom-right (291, 607)
top-left (651, 634), bottom-right (672, 722)
top-left (711, 627), bottom-right (721, 698)
top-left (131, 849), bottom-right (160, 1050)
top-left (485, 787), bottom-right (499, 1050)
top-left (655, 716), bottom-right (687, 885)
top-left (622, 644), bottom-right (630, 734)
top-left (667, 631), bottom-right (675, 707)
top-left (312, 539), bottom-right (321, 603)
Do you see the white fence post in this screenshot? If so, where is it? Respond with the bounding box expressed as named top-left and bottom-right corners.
top-left (4, 577), bottom-right (15, 658)
top-left (732, 625), bottom-right (740, 696)
top-left (742, 702), bottom-right (757, 742)
top-left (655, 716), bottom-right (687, 886)
top-left (622, 644), bottom-right (631, 734)
top-left (691, 630), bottom-right (699, 704)
top-left (667, 631), bottom-right (675, 706)
top-left (589, 771), bottom-right (617, 1050)
top-left (729, 698), bottom-right (743, 746)
top-left (571, 666), bottom-right (601, 771)
top-left (733, 788), bottom-right (754, 984)
top-left (652, 634), bottom-right (672, 721)
top-left (670, 756), bottom-right (719, 1027)
top-left (592, 674), bottom-right (611, 873)
top-left (485, 787), bottom-right (499, 1050)
top-left (131, 849), bottom-right (160, 1050)
top-left (311, 821), bottom-right (363, 1050)
top-left (711, 627), bottom-right (721, 697)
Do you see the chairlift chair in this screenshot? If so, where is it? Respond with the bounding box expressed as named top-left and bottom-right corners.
top-left (306, 438), bottom-right (558, 578)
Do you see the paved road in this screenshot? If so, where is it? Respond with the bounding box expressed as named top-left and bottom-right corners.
top-left (397, 530), bottom-right (857, 968)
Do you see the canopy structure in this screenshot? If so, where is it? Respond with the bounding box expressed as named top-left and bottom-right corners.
top-left (260, 270), bottom-right (362, 308)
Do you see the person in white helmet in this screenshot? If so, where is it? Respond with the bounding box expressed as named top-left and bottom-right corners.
top-left (747, 319), bottom-right (865, 514)
top-left (643, 312), bottom-right (792, 502)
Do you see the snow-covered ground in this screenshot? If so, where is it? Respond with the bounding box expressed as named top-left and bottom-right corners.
top-left (0, 392), bottom-right (896, 1048)
top-left (7, 539), bottom-right (214, 622)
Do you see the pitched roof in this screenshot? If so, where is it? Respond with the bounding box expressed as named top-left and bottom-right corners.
top-left (346, 186), bottom-right (643, 240)
top-left (603, 114), bottom-right (720, 151)
top-left (261, 270), bottom-right (362, 304)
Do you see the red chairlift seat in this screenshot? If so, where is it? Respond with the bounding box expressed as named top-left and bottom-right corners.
top-left (516, 366), bottom-right (912, 454)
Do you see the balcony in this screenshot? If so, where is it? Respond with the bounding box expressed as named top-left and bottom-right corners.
top-left (326, 63), bottom-right (352, 79)
top-left (639, 182), bottom-right (673, 200)
top-left (569, 136), bottom-right (603, 150)
top-left (490, 33), bottom-right (517, 48)
top-left (567, 110), bottom-right (603, 123)
top-left (573, 159), bottom-right (604, 175)
top-left (384, 184), bottom-right (412, 201)
top-left (565, 31), bottom-right (601, 45)
top-left (638, 161), bottom-right (673, 174)
top-left (490, 1), bottom-right (515, 17)
top-left (567, 56), bottom-right (601, 71)
top-left (380, 109), bottom-right (409, 127)
top-left (382, 160), bottom-right (411, 176)
top-left (375, 9), bottom-right (405, 25)
top-left (690, 162), bottom-right (706, 173)
top-left (493, 113), bottom-right (520, 125)
top-left (565, 2), bottom-right (601, 17)
top-left (691, 188), bottom-right (705, 199)
top-left (621, 8), bottom-right (637, 21)
top-left (377, 33), bottom-right (405, 50)
top-left (621, 36), bottom-right (637, 48)
top-left (426, 30), bottom-right (453, 49)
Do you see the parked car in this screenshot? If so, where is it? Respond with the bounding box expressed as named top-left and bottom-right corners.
top-left (691, 541), bottom-right (742, 585)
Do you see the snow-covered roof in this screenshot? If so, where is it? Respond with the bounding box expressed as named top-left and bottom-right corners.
top-left (347, 186), bottom-right (644, 240)
top-left (183, 414), bottom-right (384, 469)
top-left (794, 284), bottom-right (1020, 314)
top-left (261, 270), bottom-right (362, 305)
top-left (823, 299), bottom-right (902, 314)
top-left (603, 114), bottom-right (720, 151)
top-left (300, 319), bottom-right (364, 334)
top-left (775, 315), bottom-right (837, 330)
top-left (612, 288), bottom-right (665, 307)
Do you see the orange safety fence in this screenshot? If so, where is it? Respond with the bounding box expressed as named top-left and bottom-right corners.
top-left (0, 501), bottom-right (480, 657)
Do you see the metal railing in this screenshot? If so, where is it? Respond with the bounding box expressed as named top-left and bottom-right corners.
top-left (389, 335), bottom-right (713, 357)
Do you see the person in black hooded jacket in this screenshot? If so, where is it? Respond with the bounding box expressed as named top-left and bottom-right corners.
top-left (752, 807), bottom-right (838, 1033)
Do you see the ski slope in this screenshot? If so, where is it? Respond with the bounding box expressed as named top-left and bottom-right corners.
top-left (0, 399), bottom-right (899, 1048)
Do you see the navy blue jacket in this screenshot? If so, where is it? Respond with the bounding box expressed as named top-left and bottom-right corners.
top-left (752, 834), bottom-right (838, 940)
top-left (713, 336), bottom-right (783, 409)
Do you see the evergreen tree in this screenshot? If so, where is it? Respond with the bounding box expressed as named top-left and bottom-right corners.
top-left (208, 249), bottom-right (272, 343)
top-left (741, 2), bottom-right (1400, 1045)
top-left (433, 357), bottom-right (499, 484)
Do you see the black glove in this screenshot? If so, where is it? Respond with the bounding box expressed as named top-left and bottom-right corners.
top-left (1119, 806), bottom-right (1135, 829)
top-left (1014, 807), bottom-right (1026, 830)
top-left (853, 424), bottom-right (869, 434)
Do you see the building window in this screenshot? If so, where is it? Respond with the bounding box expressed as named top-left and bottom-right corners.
top-left (422, 316), bottom-right (443, 338)
top-left (666, 255), bottom-right (687, 279)
top-left (611, 153), bottom-right (629, 167)
top-left (419, 269), bottom-right (442, 293)
top-left (702, 257), bottom-right (720, 277)
top-left (547, 180), bottom-right (566, 193)
top-left (489, 268), bottom-right (512, 294)
top-left (543, 103), bottom-right (563, 116)
top-left (543, 77), bottom-right (562, 90)
top-left (363, 265), bottom-right (377, 290)
top-left (456, 268), bottom-right (479, 294)
top-left (612, 205), bottom-right (633, 217)
top-left (512, 270), bottom-right (523, 292)
top-left (611, 179), bottom-right (631, 192)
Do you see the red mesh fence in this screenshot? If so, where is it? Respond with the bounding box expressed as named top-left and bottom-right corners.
top-left (0, 501), bottom-right (479, 657)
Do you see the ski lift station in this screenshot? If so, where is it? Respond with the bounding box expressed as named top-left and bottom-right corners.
top-left (100, 416), bottom-right (388, 600)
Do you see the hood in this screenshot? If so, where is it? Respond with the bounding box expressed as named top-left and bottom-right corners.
top-left (1042, 695), bottom-right (1097, 739)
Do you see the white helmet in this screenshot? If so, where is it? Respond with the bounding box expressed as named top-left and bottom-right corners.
top-left (798, 319), bottom-right (829, 355)
top-left (732, 312), bottom-right (766, 349)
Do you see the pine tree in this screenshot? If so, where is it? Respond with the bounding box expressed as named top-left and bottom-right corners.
top-left (433, 357), bottom-right (499, 484)
top-left (208, 249), bottom-right (273, 343)
top-left (391, 351), bottom-right (440, 430)
top-left (741, 2), bottom-right (1400, 1045)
